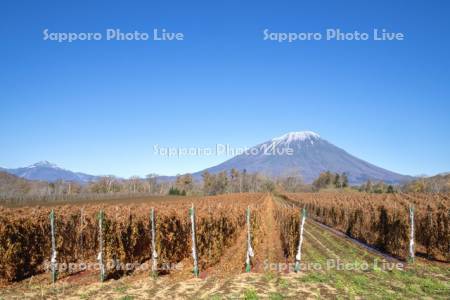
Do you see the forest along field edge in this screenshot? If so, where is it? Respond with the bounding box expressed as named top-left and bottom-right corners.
top-left (0, 192), bottom-right (449, 299)
top-left (2, 170), bottom-right (450, 208)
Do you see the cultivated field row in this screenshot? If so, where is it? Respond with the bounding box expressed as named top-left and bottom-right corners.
top-left (282, 192), bottom-right (450, 262)
top-left (0, 193), bottom-right (266, 282)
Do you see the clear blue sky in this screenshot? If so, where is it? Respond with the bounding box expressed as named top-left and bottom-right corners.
top-left (1, 0), bottom-right (449, 177)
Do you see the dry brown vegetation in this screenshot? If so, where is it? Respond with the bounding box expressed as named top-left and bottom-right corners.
top-left (0, 193), bottom-right (449, 299)
top-left (0, 193), bottom-right (265, 282)
top-left (274, 202), bottom-right (301, 259)
top-left (282, 192), bottom-right (450, 262)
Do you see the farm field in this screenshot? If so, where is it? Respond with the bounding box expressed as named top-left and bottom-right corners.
top-left (282, 192), bottom-right (450, 262)
top-left (0, 193), bottom-right (449, 299)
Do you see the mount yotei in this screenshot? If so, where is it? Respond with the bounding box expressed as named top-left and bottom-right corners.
top-left (192, 131), bottom-right (411, 184)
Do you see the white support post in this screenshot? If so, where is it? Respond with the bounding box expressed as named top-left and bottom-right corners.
top-left (245, 206), bottom-right (254, 272)
top-left (50, 209), bottom-right (57, 283)
top-left (295, 208), bottom-right (307, 272)
top-left (409, 205), bottom-right (415, 263)
top-left (190, 204), bottom-right (199, 277)
top-left (98, 210), bottom-right (105, 282)
top-left (150, 207), bottom-right (158, 277)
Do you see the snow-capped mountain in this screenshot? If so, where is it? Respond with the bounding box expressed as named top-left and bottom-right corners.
top-left (1, 161), bottom-right (98, 183)
top-left (1, 131), bottom-right (413, 185)
top-left (263, 131), bottom-right (321, 153)
top-left (192, 131), bottom-right (412, 184)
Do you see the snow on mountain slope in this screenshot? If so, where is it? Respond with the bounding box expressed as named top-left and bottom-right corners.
top-left (2, 161), bottom-right (98, 183)
top-left (192, 131), bottom-right (412, 184)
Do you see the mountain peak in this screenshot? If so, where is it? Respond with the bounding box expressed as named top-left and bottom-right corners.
top-left (1, 161), bottom-right (99, 183)
top-left (194, 130), bottom-right (410, 184)
top-left (272, 131), bottom-right (320, 143)
top-left (29, 161), bottom-right (59, 168)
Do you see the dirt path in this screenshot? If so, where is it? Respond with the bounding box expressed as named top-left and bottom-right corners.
top-left (253, 195), bottom-right (287, 273)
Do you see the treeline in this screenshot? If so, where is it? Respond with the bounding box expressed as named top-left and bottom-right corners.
top-left (311, 171), bottom-right (396, 193)
top-left (358, 174), bottom-right (450, 194)
top-left (168, 169), bottom-right (276, 196)
top-left (311, 172), bottom-right (398, 194)
top-left (359, 180), bottom-right (395, 193)
top-left (312, 171), bottom-right (349, 190)
top-left (402, 174), bottom-right (450, 193)
top-left (0, 172), bottom-right (173, 201)
top-left (0, 169), bottom-right (304, 202)
top-left (172, 169), bottom-right (319, 196)
top-left (0, 170), bottom-right (279, 202)
top-left (2, 169), bottom-right (449, 203)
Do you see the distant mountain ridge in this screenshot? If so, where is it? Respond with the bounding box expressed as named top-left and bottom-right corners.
top-left (1, 132), bottom-right (415, 185)
top-left (0, 161), bottom-right (98, 184)
top-left (191, 131), bottom-right (413, 184)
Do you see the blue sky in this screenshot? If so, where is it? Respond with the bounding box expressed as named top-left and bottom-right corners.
top-left (1, 0), bottom-right (449, 177)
